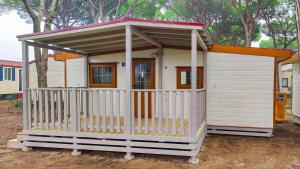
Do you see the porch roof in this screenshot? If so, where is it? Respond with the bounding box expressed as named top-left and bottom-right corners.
top-left (17, 18), bottom-right (212, 56)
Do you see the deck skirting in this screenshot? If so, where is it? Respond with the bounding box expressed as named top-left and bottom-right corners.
top-left (20, 123), bottom-right (207, 157)
top-left (207, 125), bottom-right (272, 137)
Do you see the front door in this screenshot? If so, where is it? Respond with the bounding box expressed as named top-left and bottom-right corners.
top-left (132, 58), bottom-right (155, 118)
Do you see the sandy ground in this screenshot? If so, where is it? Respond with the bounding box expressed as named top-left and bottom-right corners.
top-left (0, 100), bottom-right (299, 169)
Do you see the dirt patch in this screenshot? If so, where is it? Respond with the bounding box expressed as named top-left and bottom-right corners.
top-left (0, 101), bottom-right (299, 169)
top-left (0, 100), bottom-right (22, 146)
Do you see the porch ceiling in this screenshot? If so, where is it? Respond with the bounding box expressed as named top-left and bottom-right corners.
top-left (17, 19), bottom-right (212, 56)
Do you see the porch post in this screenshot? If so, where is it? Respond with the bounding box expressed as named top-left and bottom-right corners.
top-left (125, 24), bottom-right (134, 160)
top-left (22, 41), bottom-right (29, 131)
top-left (191, 30), bottom-right (198, 138)
top-left (22, 41), bottom-right (30, 151)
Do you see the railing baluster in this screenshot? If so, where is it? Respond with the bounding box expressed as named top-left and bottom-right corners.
top-left (152, 91), bottom-right (156, 133)
top-left (137, 91), bottom-right (142, 133)
top-left (57, 90), bottom-right (62, 129)
top-left (165, 91), bottom-right (169, 135)
top-left (110, 90), bottom-right (114, 133)
top-left (116, 90), bottom-right (121, 133)
top-left (45, 90), bottom-right (49, 129)
top-left (131, 91), bottom-right (135, 134)
top-left (144, 91), bottom-right (148, 134)
top-left (180, 91), bottom-right (184, 135)
top-left (102, 90), bottom-right (107, 132)
top-left (188, 91), bottom-right (192, 138)
top-left (83, 90), bottom-right (87, 131)
top-left (63, 90), bottom-right (68, 130)
top-left (89, 90), bottom-right (94, 132)
top-left (50, 90), bottom-right (55, 129)
top-left (28, 90), bottom-right (32, 130)
top-left (172, 91), bottom-right (176, 136)
top-left (38, 89), bottom-right (43, 129)
top-left (158, 91), bottom-right (162, 135)
top-left (121, 90), bottom-right (125, 133)
top-left (33, 89), bottom-right (37, 129)
top-left (95, 90), bottom-right (100, 132)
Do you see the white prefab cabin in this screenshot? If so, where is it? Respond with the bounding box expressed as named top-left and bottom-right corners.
top-left (0, 60), bottom-right (22, 95)
top-left (292, 61), bottom-right (300, 124)
top-left (16, 18), bottom-right (292, 163)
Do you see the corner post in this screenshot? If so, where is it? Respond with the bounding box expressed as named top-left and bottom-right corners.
top-left (124, 24), bottom-right (134, 160)
top-left (189, 30), bottom-right (199, 164)
top-left (22, 41), bottom-right (29, 131)
top-left (191, 30), bottom-right (198, 137)
top-left (21, 41), bottom-right (31, 152)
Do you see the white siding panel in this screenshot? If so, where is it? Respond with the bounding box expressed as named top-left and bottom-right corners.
top-left (292, 63), bottom-right (300, 118)
top-left (29, 57), bottom-right (64, 88)
top-left (207, 52), bottom-right (274, 128)
top-left (66, 57), bottom-right (87, 87)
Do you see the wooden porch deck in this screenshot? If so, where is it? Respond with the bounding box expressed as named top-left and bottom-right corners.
top-left (31, 116), bottom-right (189, 137)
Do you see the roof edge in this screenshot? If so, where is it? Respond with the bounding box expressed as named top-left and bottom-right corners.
top-left (208, 44), bottom-right (293, 58)
top-left (17, 18), bottom-right (205, 40)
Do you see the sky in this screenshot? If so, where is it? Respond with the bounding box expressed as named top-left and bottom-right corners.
top-left (0, 10), bottom-right (34, 61)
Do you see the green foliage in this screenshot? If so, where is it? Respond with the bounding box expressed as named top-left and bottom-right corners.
top-left (0, 0), bottom-right (298, 50)
top-left (260, 0), bottom-right (297, 49)
top-left (11, 99), bottom-right (23, 108)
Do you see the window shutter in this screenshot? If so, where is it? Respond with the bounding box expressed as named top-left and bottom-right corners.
top-left (0, 67), bottom-right (2, 81)
top-left (12, 67), bottom-right (15, 81)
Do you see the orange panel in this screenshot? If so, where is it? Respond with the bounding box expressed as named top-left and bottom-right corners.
top-left (209, 44), bottom-right (293, 58)
top-left (53, 53), bottom-right (82, 61)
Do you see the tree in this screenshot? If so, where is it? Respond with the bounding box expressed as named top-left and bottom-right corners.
top-left (86, 0), bottom-right (138, 23)
top-left (53, 0), bottom-right (91, 29)
top-left (0, 0), bottom-right (62, 87)
top-left (165, 0), bottom-right (260, 45)
top-left (231, 0), bottom-right (272, 46)
top-left (260, 0), bottom-right (297, 49)
top-left (296, 0), bottom-right (300, 53)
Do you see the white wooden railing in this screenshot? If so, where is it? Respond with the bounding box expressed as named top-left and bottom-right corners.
top-left (26, 88), bottom-right (206, 138)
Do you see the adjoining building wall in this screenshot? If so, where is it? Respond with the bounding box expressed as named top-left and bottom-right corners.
top-left (206, 52), bottom-right (274, 129)
top-left (29, 57), bottom-right (65, 88)
top-left (0, 67), bottom-right (22, 94)
top-left (292, 63), bottom-right (300, 119)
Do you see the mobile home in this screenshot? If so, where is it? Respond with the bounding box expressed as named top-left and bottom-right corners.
top-left (14, 19), bottom-right (292, 163)
top-left (281, 55), bottom-right (300, 124)
top-left (0, 60), bottom-right (22, 95)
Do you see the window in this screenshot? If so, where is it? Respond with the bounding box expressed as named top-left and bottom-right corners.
top-left (176, 67), bottom-right (204, 89)
top-left (4, 67), bottom-right (12, 81)
top-left (282, 78), bottom-right (288, 88)
top-left (89, 63), bottom-right (117, 88)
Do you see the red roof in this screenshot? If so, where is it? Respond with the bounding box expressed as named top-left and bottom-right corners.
top-left (17, 18), bottom-right (205, 39)
top-left (0, 60), bottom-right (22, 68)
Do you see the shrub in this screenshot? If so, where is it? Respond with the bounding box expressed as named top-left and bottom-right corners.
top-left (11, 99), bottom-right (23, 108)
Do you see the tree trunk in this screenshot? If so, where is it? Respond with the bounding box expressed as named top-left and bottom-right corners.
top-left (245, 27), bottom-right (252, 47)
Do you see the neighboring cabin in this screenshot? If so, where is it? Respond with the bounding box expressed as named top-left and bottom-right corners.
top-left (0, 55), bottom-right (68, 96)
top-left (0, 60), bottom-right (22, 95)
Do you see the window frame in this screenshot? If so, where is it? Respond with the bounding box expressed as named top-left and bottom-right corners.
top-left (176, 66), bottom-right (204, 89)
top-left (3, 67), bottom-right (12, 81)
top-left (282, 78), bottom-right (288, 88)
top-left (89, 63), bottom-right (117, 88)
